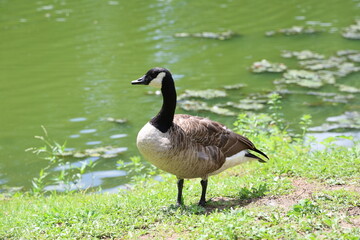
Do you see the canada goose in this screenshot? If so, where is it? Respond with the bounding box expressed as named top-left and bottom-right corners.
top-left (131, 67), bottom-right (268, 206)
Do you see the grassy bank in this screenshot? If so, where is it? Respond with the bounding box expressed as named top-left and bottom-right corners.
top-left (1, 112), bottom-right (360, 239)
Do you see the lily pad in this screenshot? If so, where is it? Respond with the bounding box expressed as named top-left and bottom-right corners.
top-left (266, 26), bottom-right (319, 36)
top-left (337, 84), bottom-right (360, 93)
top-left (223, 83), bottom-right (247, 90)
top-left (273, 88), bottom-right (354, 101)
top-left (336, 50), bottom-right (360, 65)
top-left (331, 62), bottom-right (360, 77)
top-left (309, 111), bottom-right (360, 132)
top-left (281, 50), bottom-right (325, 60)
top-left (347, 53), bottom-right (360, 63)
top-left (227, 101), bottom-right (265, 110)
top-left (175, 30), bottom-right (238, 40)
top-left (178, 100), bottom-right (236, 116)
top-left (342, 20), bottom-right (360, 40)
top-left (276, 69), bottom-right (335, 88)
top-left (178, 89), bottom-right (227, 100)
top-left (299, 57), bottom-right (346, 71)
top-left (322, 94), bottom-right (355, 103)
top-left (209, 106), bottom-right (236, 116)
top-left (178, 100), bottom-right (209, 111)
top-left (59, 146), bottom-right (128, 159)
top-left (219, 98), bottom-right (266, 110)
top-left (250, 59), bottom-right (287, 73)
top-left (336, 49), bottom-right (359, 57)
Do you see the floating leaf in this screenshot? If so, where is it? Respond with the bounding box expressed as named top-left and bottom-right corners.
top-left (347, 53), bottom-right (360, 62)
top-left (178, 100), bottom-right (236, 116)
top-left (322, 94), bottom-right (354, 103)
top-left (73, 152), bottom-right (87, 158)
top-left (281, 50), bottom-right (325, 60)
top-left (218, 97), bottom-right (266, 110)
top-left (60, 146), bottom-right (128, 159)
top-left (250, 59), bottom-right (287, 73)
top-left (266, 26), bottom-right (319, 36)
top-left (276, 70), bottom-right (335, 88)
top-left (209, 106), bottom-right (236, 116)
top-left (178, 89), bottom-right (227, 100)
top-left (274, 88), bottom-right (351, 98)
top-left (228, 101), bottom-right (265, 110)
top-left (174, 30), bottom-right (238, 40)
top-left (297, 79), bottom-right (324, 88)
top-left (309, 112), bottom-right (360, 132)
top-left (299, 57), bottom-right (346, 71)
top-left (223, 83), bottom-right (247, 90)
top-left (178, 100), bottom-right (210, 111)
top-left (337, 84), bottom-right (360, 93)
top-left (342, 20), bottom-right (360, 40)
top-left (336, 49), bottom-right (359, 57)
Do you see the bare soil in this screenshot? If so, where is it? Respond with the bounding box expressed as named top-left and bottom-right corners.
top-left (207, 178), bottom-right (360, 213)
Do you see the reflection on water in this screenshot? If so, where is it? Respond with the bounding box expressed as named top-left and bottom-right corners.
top-left (44, 170), bottom-right (127, 191)
top-left (307, 132), bottom-right (360, 151)
top-left (0, 0), bottom-right (359, 191)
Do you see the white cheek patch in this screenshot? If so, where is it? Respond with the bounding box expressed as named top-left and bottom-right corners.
top-left (149, 72), bottom-right (165, 88)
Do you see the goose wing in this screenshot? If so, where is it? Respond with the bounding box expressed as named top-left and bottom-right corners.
top-left (173, 114), bottom-right (268, 161)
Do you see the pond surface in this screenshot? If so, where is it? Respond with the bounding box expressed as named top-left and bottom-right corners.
top-left (0, 0), bottom-right (359, 191)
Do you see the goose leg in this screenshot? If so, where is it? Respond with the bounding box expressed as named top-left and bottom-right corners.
top-left (198, 179), bottom-right (208, 207)
top-left (176, 179), bottom-right (184, 206)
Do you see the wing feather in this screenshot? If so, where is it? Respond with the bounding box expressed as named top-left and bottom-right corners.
top-left (173, 114), bottom-right (260, 158)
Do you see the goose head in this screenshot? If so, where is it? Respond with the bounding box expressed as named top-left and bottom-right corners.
top-left (131, 67), bottom-right (171, 88)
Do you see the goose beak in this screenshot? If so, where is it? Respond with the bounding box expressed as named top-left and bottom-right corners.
top-left (131, 76), bottom-right (146, 85)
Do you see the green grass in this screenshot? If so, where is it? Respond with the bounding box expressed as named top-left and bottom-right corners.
top-left (1, 112), bottom-right (360, 239)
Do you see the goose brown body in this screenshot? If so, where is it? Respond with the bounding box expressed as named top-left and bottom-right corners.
top-left (137, 114), bottom-right (262, 179)
top-left (132, 67), bottom-right (268, 206)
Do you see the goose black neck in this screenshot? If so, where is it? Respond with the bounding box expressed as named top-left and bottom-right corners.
top-left (150, 75), bottom-right (176, 133)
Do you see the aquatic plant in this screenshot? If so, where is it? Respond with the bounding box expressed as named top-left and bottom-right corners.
top-left (174, 30), bottom-right (238, 40)
top-left (178, 100), bottom-right (236, 116)
top-left (178, 89), bottom-right (227, 100)
top-left (26, 127), bottom-right (97, 194)
top-left (266, 26), bottom-right (319, 36)
top-left (59, 146), bottom-right (128, 159)
top-left (250, 59), bottom-right (287, 73)
top-left (117, 156), bottom-right (159, 183)
top-left (219, 99), bottom-right (265, 111)
top-left (275, 69), bottom-right (334, 88)
top-left (309, 111), bottom-right (360, 132)
top-left (342, 19), bottom-right (360, 40)
top-left (282, 50), bottom-right (325, 60)
top-left (223, 83), bottom-right (247, 90)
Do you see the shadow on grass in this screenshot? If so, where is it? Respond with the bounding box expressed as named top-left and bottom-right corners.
top-left (162, 184), bottom-right (269, 215)
top-left (203, 196), bottom-right (264, 213)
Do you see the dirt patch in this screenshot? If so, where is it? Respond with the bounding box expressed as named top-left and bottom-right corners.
top-left (140, 233), bottom-right (181, 240)
top-left (349, 216), bottom-right (360, 227)
top-left (340, 207), bottom-right (360, 228)
top-left (206, 178), bottom-right (360, 212)
top-left (348, 206), bottom-right (360, 216)
top-left (245, 178), bottom-right (324, 211)
top-left (328, 184), bottom-right (360, 194)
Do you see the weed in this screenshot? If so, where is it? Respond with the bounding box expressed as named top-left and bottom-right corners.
top-left (238, 184), bottom-right (268, 200)
top-left (117, 156), bottom-right (159, 182)
top-left (26, 126), bottom-right (96, 194)
top-left (288, 199), bottom-right (321, 217)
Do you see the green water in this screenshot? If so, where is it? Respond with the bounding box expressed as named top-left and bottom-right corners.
top-left (0, 0), bottom-right (359, 191)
